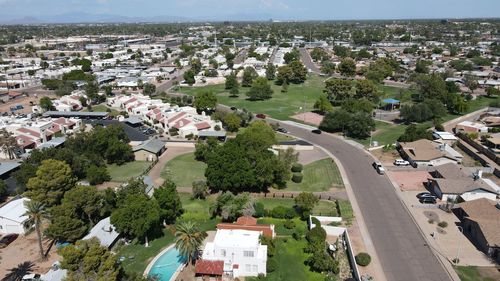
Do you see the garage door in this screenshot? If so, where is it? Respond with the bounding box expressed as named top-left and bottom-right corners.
top-left (6, 225), bottom-right (20, 234)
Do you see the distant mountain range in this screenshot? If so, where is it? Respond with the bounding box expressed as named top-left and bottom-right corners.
top-left (0, 12), bottom-right (276, 25)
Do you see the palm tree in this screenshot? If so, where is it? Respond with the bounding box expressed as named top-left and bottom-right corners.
top-left (174, 221), bottom-right (208, 268)
top-left (23, 200), bottom-right (47, 260)
top-left (2, 261), bottom-right (35, 281)
top-left (0, 129), bottom-right (19, 160)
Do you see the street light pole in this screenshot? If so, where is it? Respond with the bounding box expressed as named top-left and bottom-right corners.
top-left (455, 226), bottom-right (463, 264)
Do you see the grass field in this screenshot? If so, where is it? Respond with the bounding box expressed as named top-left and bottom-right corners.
top-left (179, 74), bottom-right (325, 120)
top-left (257, 197), bottom-right (338, 217)
top-left (179, 192), bottom-right (213, 214)
top-left (338, 199), bottom-right (354, 223)
top-left (248, 238), bottom-right (325, 281)
top-left (83, 104), bottom-right (121, 116)
top-left (161, 153), bottom-right (207, 187)
top-left (286, 158), bottom-right (344, 191)
top-left (454, 266), bottom-right (498, 281)
top-left (257, 217), bottom-right (308, 236)
top-left (107, 161), bottom-right (151, 182)
top-left (116, 229), bottom-right (175, 275)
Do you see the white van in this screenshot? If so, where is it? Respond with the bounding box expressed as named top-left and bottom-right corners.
top-left (394, 159), bottom-right (410, 166)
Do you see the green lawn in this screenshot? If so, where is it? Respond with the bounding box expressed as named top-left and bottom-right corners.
top-left (248, 238), bottom-right (325, 281)
top-left (178, 74), bottom-right (325, 120)
top-left (107, 161), bottom-right (151, 182)
top-left (257, 198), bottom-right (338, 217)
top-left (161, 153), bottom-right (207, 187)
top-left (257, 217), bottom-right (308, 236)
top-left (116, 229), bottom-right (175, 275)
top-left (178, 192), bottom-right (213, 214)
top-left (338, 199), bottom-right (354, 223)
top-left (83, 104), bottom-right (121, 116)
top-left (286, 158), bottom-right (344, 191)
top-left (454, 266), bottom-right (497, 281)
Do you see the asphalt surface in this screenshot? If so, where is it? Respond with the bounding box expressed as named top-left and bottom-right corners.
top-left (299, 48), bottom-right (322, 74)
top-left (277, 122), bottom-right (452, 281)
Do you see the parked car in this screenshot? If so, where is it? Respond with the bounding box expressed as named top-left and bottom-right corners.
top-left (256, 113), bottom-right (266, 119)
top-left (0, 233), bottom-right (19, 248)
top-left (394, 159), bottom-right (410, 166)
top-left (372, 162), bottom-right (385, 175)
top-left (416, 192), bottom-right (437, 199)
top-left (276, 127), bottom-right (288, 133)
top-left (311, 129), bottom-right (322, 134)
top-left (419, 197), bottom-right (437, 204)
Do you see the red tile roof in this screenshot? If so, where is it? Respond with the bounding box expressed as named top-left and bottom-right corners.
top-left (195, 122), bottom-right (211, 130)
top-left (167, 112), bottom-right (186, 123)
top-left (16, 135), bottom-right (36, 148)
top-left (17, 128), bottom-right (41, 138)
top-left (217, 216), bottom-right (275, 238)
top-left (195, 260), bottom-right (224, 276)
top-left (173, 118), bottom-right (191, 129)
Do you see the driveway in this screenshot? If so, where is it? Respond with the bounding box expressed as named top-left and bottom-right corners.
top-left (148, 145), bottom-right (195, 187)
top-left (277, 121), bottom-right (452, 281)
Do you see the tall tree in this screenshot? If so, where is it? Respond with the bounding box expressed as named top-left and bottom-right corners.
top-left (175, 221), bottom-right (208, 268)
top-left (338, 58), bottom-right (356, 77)
top-left (247, 77), bottom-right (273, 101)
top-left (154, 180), bottom-right (184, 225)
top-left (324, 78), bottom-right (353, 104)
top-left (355, 79), bottom-right (379, 102)
top-left (265, 63), bottom-right (276, 80)
top-left (39, 96), bottom-right (55, 111)
top-left (23, 200), bottom-right (47, 260)
top-left (313, 95), bottom-right (334, 114)
top-left (289, 60), bottom-right (307, 84)
top-left (25, 159), bottom-right (76, 207)
top-left (0, 129), bottom-right (19, 160)
top-left (193, 91), bottom-right (217, 113)
top-left (59, 238), bottom-right (120, 281)
top-left (111, 194), bottom-right (161, 245)
top-left (242, 67), bottom-right (258, 87)
top-left (294, 192), bottom-right (319, 219)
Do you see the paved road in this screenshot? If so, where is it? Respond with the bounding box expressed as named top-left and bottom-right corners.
top-left (276, 122), bottom-right (452, 281)
top-left (299, 48), bottom-right (322, 74)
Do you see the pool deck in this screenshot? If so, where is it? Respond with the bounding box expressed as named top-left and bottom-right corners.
top-left (143, 244), bottom-right (186, 281)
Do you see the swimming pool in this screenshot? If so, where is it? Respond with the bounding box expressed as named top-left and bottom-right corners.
top-left (147, 246), bottom-right (187, 281)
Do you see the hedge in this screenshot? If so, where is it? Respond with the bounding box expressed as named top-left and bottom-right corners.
top-left (291, 163), bottom-right (303, 173)
top-left (292, 173), bottom-right (303, 183)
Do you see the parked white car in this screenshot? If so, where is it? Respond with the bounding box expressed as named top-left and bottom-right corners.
top-left (394, 159), bottom-right (410, 166)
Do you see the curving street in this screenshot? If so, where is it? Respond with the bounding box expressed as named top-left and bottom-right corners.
top-left (277, 121), bottom-right (452, 281)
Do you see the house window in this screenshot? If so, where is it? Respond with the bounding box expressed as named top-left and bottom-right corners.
top-left (221, 249), bottom-right (226, 257)
top-left (243, 251), bottom-right (254, 257)
top-left (252, 265), bottom-right (258, 272)
top-left (245, 264), bottom-right (251, 272)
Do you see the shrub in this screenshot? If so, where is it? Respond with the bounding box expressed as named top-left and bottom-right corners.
top-left (291, 173), bottom-right (303, 183)
top-left (186, 133), bottom-right (194, 140)
top-left (283, 219), bottom-right (295, 229)
top-left (355, 252), bottom-right (372, 266)
top-left (292, 228), bottom-right (304, 240)
top-left (437, 221), bottom-right (448, 228)
top-left (266, 259), bottom-right (278, 272)
top-left (254, 202), bottom-right (266, 217)
top-left (428, 219), bottom-right (434, 224)
top-left (291, 163), bottom-right (303, 173)
top-left (270, 206), bottom-right (296, 219)
top-left (310, 217), bottom-right (321, 228)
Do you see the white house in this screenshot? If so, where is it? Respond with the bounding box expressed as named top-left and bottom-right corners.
top-left (200, 229), bottom-right (267, 278)
top-left (0, 197), bottom-right (30, 235)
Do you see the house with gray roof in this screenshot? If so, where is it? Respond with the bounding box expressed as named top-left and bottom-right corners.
top-left (132, 139), bottom-right (166, 161)
top-left (82, 217), bottom-right (119, 249)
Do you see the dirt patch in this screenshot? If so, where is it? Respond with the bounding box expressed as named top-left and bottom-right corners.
top-left (0, 92), bottom-right (56, 115)
top-left (370, 148), bottom-right (399, 165)
top-left (424, 211), bottom-right (440, 222)
top-left (387, 171), bottom-right (430, 191)
top-left (290, 112), bottom-right (324, 126)
top-left (0, 232), bottom-right (60, 276)
top-left (95, 181), bottom-right (122, 190)
top-left (297, 148), bottom-right (328, 165)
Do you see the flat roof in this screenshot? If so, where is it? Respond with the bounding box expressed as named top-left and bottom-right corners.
top-left (0, 197), bottom-right (29, 223)
top-left (198, 131), bottom-right (227, 137)
top-left (82, 217), bottom-right (119, 248)
top-left (0, 162), bottom-right (21, 176)
top-left (213, 229), bottom-right (260, 248)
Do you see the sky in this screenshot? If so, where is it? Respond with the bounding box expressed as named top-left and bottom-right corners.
top-left (0, 0), bottom-right (499, 21)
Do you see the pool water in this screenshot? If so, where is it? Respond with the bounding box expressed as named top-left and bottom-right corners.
top-left (148, 247), bottom-right (187, 281)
